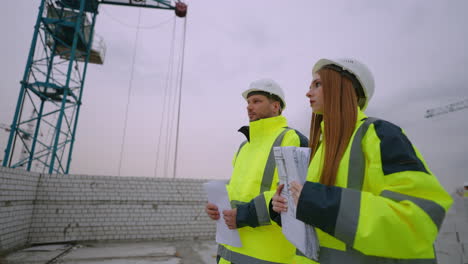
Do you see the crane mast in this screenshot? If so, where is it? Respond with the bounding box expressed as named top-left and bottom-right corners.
top-left (2, 0), bottom-right (186, 174)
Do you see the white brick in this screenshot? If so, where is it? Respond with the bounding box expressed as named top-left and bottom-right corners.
top-left (459, 232), bottom-right (468, 244)
top-left (436, 242), bottom-right (463, 264)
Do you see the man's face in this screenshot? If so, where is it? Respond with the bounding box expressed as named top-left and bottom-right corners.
top-left (246, 94), bottom-right (280, 122)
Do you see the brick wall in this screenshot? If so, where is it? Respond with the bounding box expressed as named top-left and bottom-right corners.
top-left (0, 167), bottom-right (41, 252)
top-left (0, 168), bottom-right (215, 253)
top-left (29, 173), bottom-right (214, 243)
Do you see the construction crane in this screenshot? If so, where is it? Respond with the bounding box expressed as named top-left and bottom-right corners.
top-left (3, 0), bottom-right (187, 174)
top-left (425, 98), bottom-right (468, 118)
top-left (0, 124), bottom-right (7, 164)
top-left (1, 113), bottom-right (41, 169)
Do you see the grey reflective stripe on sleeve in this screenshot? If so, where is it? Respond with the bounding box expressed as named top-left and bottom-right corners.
top-left (253, 194), bottom-right (270, 226)
top-left (230, 200), bottom-right (247, 209)
top-left (347, 117), bottom-right (378, 190)
top-left (334, 188), bottom-right (361, 246)
top-left (260, 128), bottom-right (291, 193)
top-left (381, 190), bottom-right (445, 229)
top-left (218, 244), bottom-right (284, 264)
top-left (334, 117), bottom-right (377, 245)
top-left (316, 246), bottom-right (437, 264)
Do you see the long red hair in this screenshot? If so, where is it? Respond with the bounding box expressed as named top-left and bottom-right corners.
top-left (309, 68), bottom-right (358, 186)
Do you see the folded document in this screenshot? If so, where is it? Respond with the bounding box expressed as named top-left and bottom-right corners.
top-left (273, 146), bottom-right (319, 261)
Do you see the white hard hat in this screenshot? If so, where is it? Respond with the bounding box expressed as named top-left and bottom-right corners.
top-left (313, 58), bottom-right (375, 110)
top-left (242, 78), bottom-right (286, 110)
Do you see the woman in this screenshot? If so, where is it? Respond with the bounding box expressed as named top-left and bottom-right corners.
top-left (271, 58), bottom-right (453, 263)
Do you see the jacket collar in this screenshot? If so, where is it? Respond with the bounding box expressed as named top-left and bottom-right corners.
top-left (357, 108), bottom-right (368, 123)
top-left (238, 115), bottom-right (288, 142)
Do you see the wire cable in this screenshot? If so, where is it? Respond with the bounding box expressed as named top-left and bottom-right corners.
top-left (163, 45), bottom-right (178, 178)
top-left (162, 34), bottom-right (176, 177)
top-left (163, 17), bottom-right (185, 178)
top-left (154, 16), bottom-right (177, 177)
top-left (172, 16), bottom-right (187, 179)
top-left (118, 9), bottom-right (142, 176)
top-left (101, 7), bottom-right (173, 30)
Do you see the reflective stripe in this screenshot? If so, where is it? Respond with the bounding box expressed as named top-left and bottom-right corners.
top-left (335, 117), bottom-right (377, 245)
top-left (334, 188), bottom-right (361, 245)
top-left (217, 244), bottom-right (284, 264)
top-left (260, 129), bottom-right (291, 193)
top-left (233, 129), bottom-right (291, 194)
top-left (233, 140), bottom-right (248, 166)
top-left (253, 195), bottom-right (270, 226)
top-left (230, 200), bottom-right (247, 209)
top-left (318, 246), bottom-right (436, 264)
top-left (232, 195), bottom-right (274, 226)
top-left (230, 140), bottom-right (248, 186)
top-left (347, 117), bottom-right (378, 190)
top-left (231, 128), bottom-right (291, 222)
top-left (381, 190), bottom-right (445, 229)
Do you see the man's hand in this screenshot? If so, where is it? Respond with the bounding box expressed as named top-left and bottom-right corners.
top-left (222, 208), bottom-right (237, 229)
top-left (289, 181), bottom-right (303, 206)
top-left (272, 184), bottom-right (288, 213)
top-left (205, 203), bottom-right (220, 220)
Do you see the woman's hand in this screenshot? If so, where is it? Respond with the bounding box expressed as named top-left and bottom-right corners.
top-left (289, 181), bottom-right (303, 206)
top-left (272, 184), bottom-right (288, 213)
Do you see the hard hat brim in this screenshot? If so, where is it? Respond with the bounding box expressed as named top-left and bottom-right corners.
top-left (312, 59), bottom-right (340, 74)
top-left (312, 58), bottom-right (371, 110)
top-left (242, 88), bottom-right (286, 110)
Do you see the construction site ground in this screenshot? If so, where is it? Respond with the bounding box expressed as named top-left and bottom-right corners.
top-left (0, 239), bottom-right (218, 264)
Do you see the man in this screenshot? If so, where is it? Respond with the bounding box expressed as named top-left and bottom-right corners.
top-left (205, 78), bottom-right (308, 264)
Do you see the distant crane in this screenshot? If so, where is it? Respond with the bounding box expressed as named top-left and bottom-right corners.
top-left (3, 0), bottom-right (187, 174)
top-left (425, 98), bottom-right (468, 118)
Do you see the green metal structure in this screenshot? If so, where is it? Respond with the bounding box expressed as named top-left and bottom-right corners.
top-left (2, 0), bottom-right (186, 174)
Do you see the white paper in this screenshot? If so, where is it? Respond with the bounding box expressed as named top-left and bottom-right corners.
top-left (203, 180), bottom-right (242, 247)
top-left (273, 146), bottom-right (319, 261)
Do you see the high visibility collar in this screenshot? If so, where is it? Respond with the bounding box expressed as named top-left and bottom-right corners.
top-left (357, 109), bottom-right (368, 124)
top-left (239, 115), bottom-right (287, 142)
top-left (319, 109), bottom-right (368, 132)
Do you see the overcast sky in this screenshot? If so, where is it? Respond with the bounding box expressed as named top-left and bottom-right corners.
top-left (1, 0), bottom-right (467, 192)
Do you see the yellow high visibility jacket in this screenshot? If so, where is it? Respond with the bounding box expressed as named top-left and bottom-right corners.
top-left (293, 110), bottom-right (453, 264)
top-left (218, 115), bottom-right (308, 264)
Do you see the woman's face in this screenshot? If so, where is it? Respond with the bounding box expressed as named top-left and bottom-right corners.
top-left (306, 72), bottom-right (324, 114)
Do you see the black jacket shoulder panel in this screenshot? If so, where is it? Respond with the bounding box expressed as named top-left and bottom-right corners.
top-left (291, 129), bottom-right (309, 147)
top-left (372, 120), bottom-right (428, 175)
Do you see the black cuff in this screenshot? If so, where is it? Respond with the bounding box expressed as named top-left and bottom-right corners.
top-left (236, 200), bottom-right (259, 228)
top-left (296, 182), bottom-right (342, 235)
top-left (268, 199), bottom-right (282, 226)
